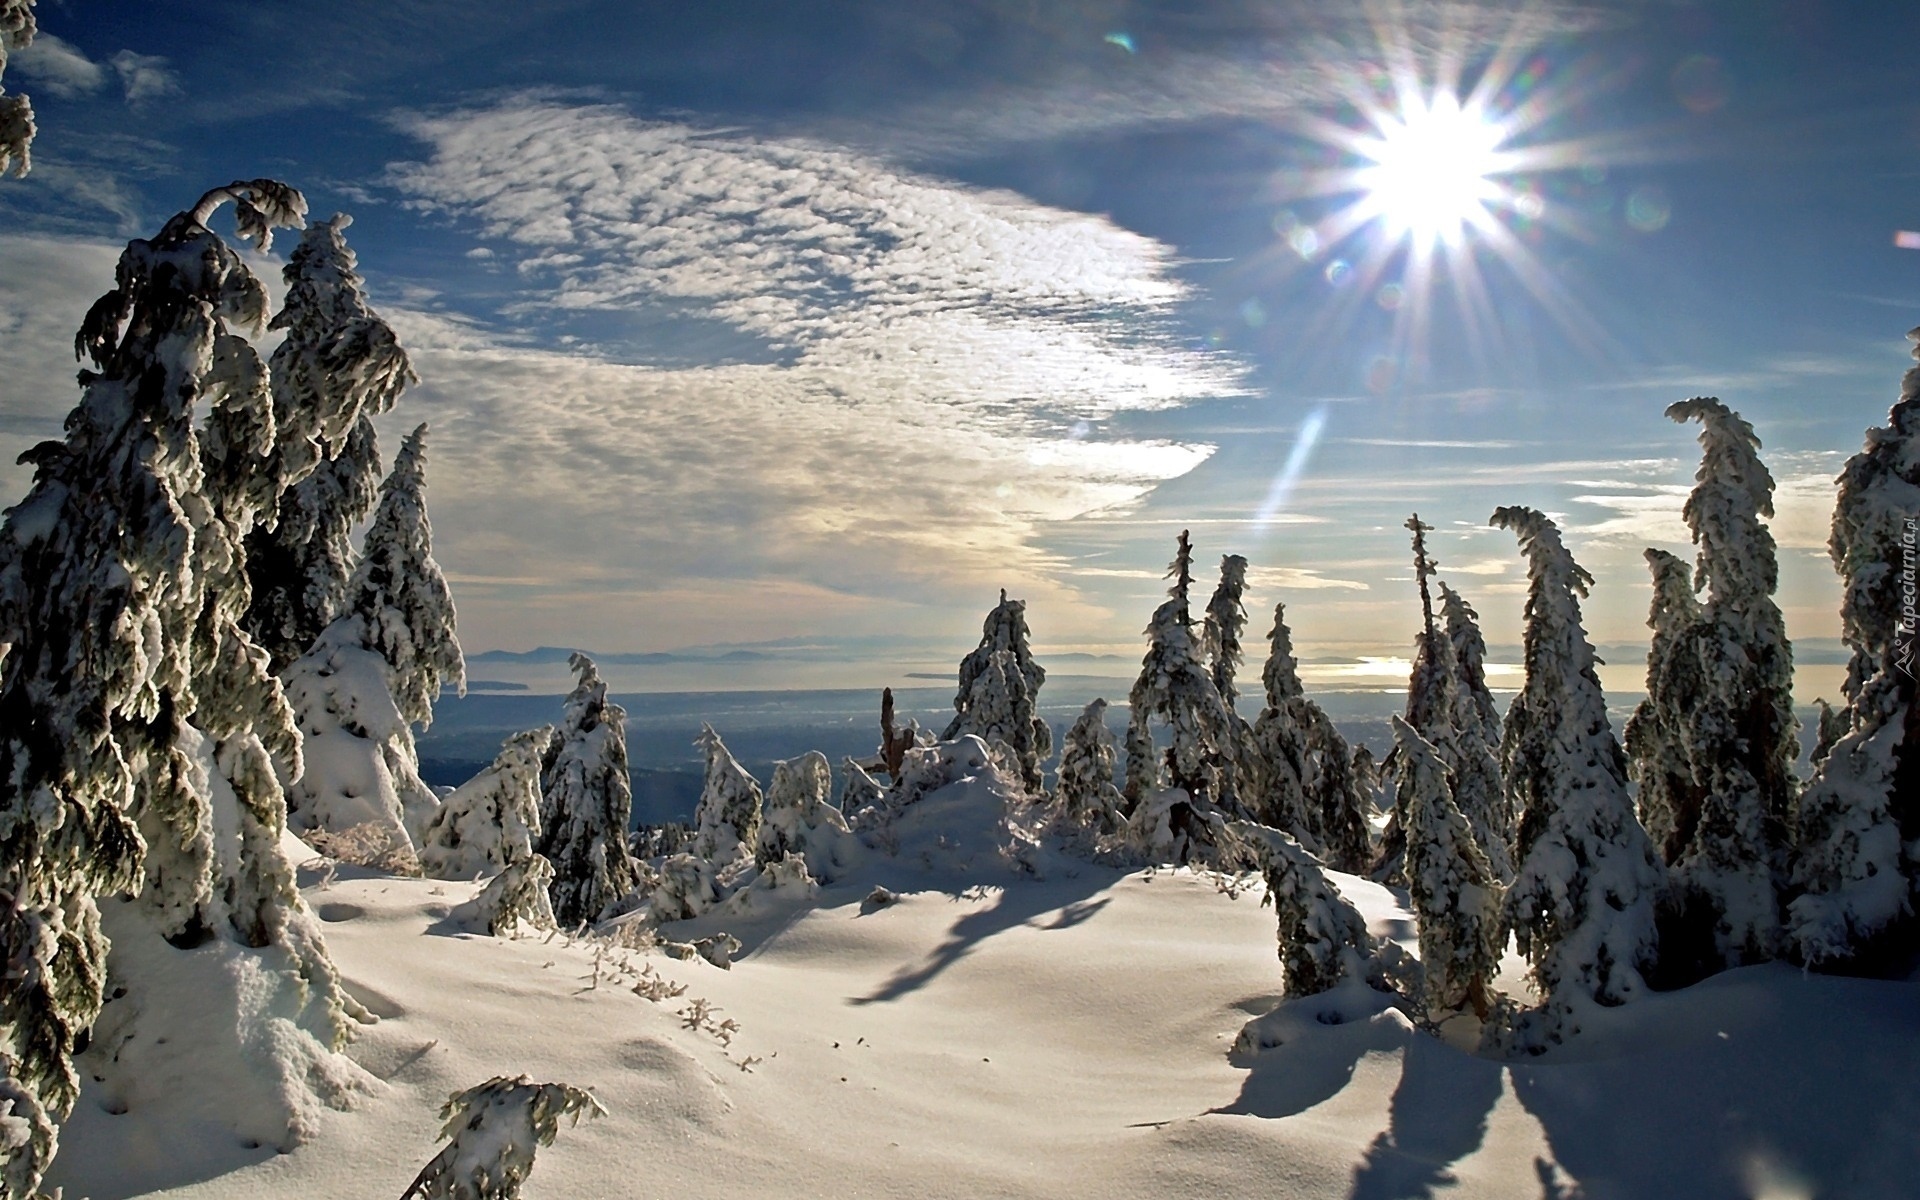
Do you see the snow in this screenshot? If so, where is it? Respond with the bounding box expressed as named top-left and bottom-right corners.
top-left (46, 752), bottom-right (1915, 1200)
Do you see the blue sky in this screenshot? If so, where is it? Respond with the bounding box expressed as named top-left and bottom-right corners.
top-left (1, 0), bottom-right (1915, 692)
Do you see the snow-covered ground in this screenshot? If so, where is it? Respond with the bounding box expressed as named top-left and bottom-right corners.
top-left (58, 783), bottom-right (1920, 1200)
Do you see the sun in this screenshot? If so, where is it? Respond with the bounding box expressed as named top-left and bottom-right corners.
top-left (1354, 92), bottom-right (1507, 250)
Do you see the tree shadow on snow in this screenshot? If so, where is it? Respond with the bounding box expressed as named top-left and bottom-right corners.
top-left (848, 871), bottom-right (1120, 1005)
top-left (1347, 1032), bottom-right (1504, 1200)
top-left (1507, 966), bottom-right (1920, 1200)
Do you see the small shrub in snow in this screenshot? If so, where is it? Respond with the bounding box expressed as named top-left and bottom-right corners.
top-left (302, 822), bottom-right (424, 877)
top-left (1232, 822), bottom-right (1412, 1003)
top-left (1054, 698), bottom-right (1127, 837)
top-left (647, 853), bottom-right (723, 923)
top-left (838, 758), bottom-right (888, 825)
top-left (402, 1075), bottom-right (605, 1200)
top-left (450, 857), bottom-right (558, 938)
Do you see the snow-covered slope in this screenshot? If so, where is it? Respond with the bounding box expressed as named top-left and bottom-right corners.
top-left (55, 775), bottom-right (1920, 1200)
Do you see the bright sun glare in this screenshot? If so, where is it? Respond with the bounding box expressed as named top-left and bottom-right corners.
top-left (1356, 93), bottom-right (1505, 248)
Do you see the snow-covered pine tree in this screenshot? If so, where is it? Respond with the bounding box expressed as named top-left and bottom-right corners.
top-left (1491, 506), bottom-right (1664, 1051)
top-left (941, 591), bottom-right (1052, 793)
top-left (1248, 603), bottom-right (1374, 871)
top-left (1202, 553), bottom-right (1260, 815)
top-left (0, 181), bottom-right (361, 1199)
top-left (1121, 531), bottom-right (1238, 862)
top-left (245, 214), bottom-right (415, 672)
top-left (1623, 547), bottom-right (1704, 863)
top-left (283, 424), bottom-right (464, 845)
top-left (536, 653), bottom-right (639, 928)
top-left (1436, 583), bottom-right (1513, 881)
top-left (1659, 397), bottom-right (1797, 976)
top-left (757, 750), bottom-right (857, 882)
top-left (1394, 716), bottom-right (1502, 1019)
top-left (837, 757), bottom-right (888, 824)
top-left (403, 1075), bottom-right (605, 1200)
top-left (0, 0), bottom-right (35, 177)
top-left (1054, 697), bottom-right (1126, 837)
top-left (1374, 515), bottom-right (1456, 882)
top-left (1231, 822), bottom-right (1396, 999)
top-left (689, 723), bottom-right (764, 868)
top-left (419, 726), bottom-right (552, 881)
top-left (1790, 328), bottom-right (1920, 970)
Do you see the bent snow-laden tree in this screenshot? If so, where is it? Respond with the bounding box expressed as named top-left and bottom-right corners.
top-left (537, 653), bottom-right (639, 928)
top-left (403, 1075), bottom-right (606, 1200)
top-left (244, 213), bottom-right (415, 672)
top-left (1492, 506), bottom-right (1664, 1052)
top-left (1791, 329), bottom-right (1920, 971)
top-left (757, 750), bottom-right (857, 882)
top-left (1657, 397), bottom-right (1797, 979)
top-left (1395, 716), bottom-right (1502, 1019)
top-left (942, 590), bottom-right (1052, 793)
top-left (1231, 823), bottom-right (1407, 1001)
top-left (420, 726), bottom-right (552, 881)
top-left (0, 181), bottom-right (363, 1199)
top-left (1624, 547), bottom-right (1704, 863)
top-left (1122, 531), bottom-right (1239, 863)
top-left (0, 0), bottom-right (36, 177)
top-left (283, 424), bottom-right (465, 847)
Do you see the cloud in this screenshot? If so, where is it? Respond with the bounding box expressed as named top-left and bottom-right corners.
top-left (0, 236), bottom-right (126, 500)
top-left (110, 50), bottom-right (179, 106)
top-left (9, 33), bottom-right (107, 98)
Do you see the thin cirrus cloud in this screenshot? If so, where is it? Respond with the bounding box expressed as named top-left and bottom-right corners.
top-left (382, 98), bottom-right (1241, 652)
top-left (7, 35), bottom-right (180, 106)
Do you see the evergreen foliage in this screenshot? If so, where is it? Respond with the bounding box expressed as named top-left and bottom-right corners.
top-left (0, 0), bottom-right (35, 177)
top-left (420, 726), bottom-right (551, 881)
top-left (1436, 583), bottom-right (1513, 881)
top-left (1790, 328), bottom-right (1920, 969)
top-left (0, 181), bottom-right (358, 1200)
top-left (1624, 547), bottom-right (1704, 863)
top-left (1054, 698), bottom-right (1126, 837)
top-left (536, 653), bottom-right (638, 928)
top-left (689, 723), bottom-right (764, 867)
top-left (1658, 397), bottom-right (1797, 974)
top-left (941, 591), bottom-right (1052, 793)
top-left (1232, 823), bottom-right (1395, 999)
top-left (403, 1075), bottom-right (605, 1200)
top-left (244, 214), bottom-right (415, 671)
top-left (1491, 506), bottom-right (1664, 1051)
top-left (1395, 716), bottom-right (1502, 1018)
top-left (1249, 603), bottom-right (1373, 871)
top-left (757, 750), bottom-right (857, 882)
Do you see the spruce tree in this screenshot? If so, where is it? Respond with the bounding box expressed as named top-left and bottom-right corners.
top-left (689, 723), bottom-right (763, 867)
top-left (1202, 553), bottom-right (1260, 816)
top-left (419, 726), bottom-right (552, 881)
top-left (1790, 328), bottom-right (1920, 969)
top-left (1395, 716), bottom-right (1502, 1019)
top-left (537, 653), bottom-right (638, 928)
top-left (0, 0), bottom-right (35, 177)
top-left (283, 425), bottom-right (464, 845)
top-left (1661, 397), bottom-right (1797, 975)
top-left (1250, 602), bottom-right (1373, 871)
top-left (1121, 531), bottom-right (1238, 862)
top-left (1436, 583), bottom-right (1513, 880)
top-left (1624, 547), bottom-right (1704, 863)
top-left (941, 590), bottom-right (1052, 793)
top-left (1376, 513), bottom-right (1453, 881)
top-left (1232, 823), bottom-right (1391, 999)
top-left (245, 214), bottom-right (414, 671)
top-left (403, 1076), bottom-right (605, 1200)
top-left (0, 181), bottom-right (359, 1199)
top-left (1054, 698), bottom-right (1126, 837)
top-left (1492, 506), bottom-right (1663, 1051)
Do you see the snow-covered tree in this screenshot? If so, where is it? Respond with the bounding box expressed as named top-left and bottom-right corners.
top-left (0, 0), bottom-right (36, 177)
top-left (942, 591), bottom-right (1052, 793)
top-left (536, 653), bottom-right (638, 928)
top-left (450, 856), bottom-right (558, 938)
top-left (1202, 554), bottom-right (1252, 709)
top-left (837, 757), bottom-right (888, 824)
top-left (1395, 716), bottom-right (1502, 1019)
top-left (1624, 547), bottom-right (1703, 863)
top-left (757, 750), bottom-right (857, 882)
top-left (1491, 506), bottom-right (1664, 1052)
top-left (1232, 823), bottom-right (1401, 1000)
top-left (1790, 328), bottom-right (1920, 970)
top-left (1054, 698), bottom-right (1127, 836)
top-left (403, 1075), bottom-right (605, 1200)
top-left (1437, 583), bottom-right (1513, 881)
top-left (245, 214), bottom-right (414, 671)
top-left (420, 727), bottom-right (551, 881)
top-left (283, 425), bottom-right (463, 846)
top-left (1376, 514), bottom-right (1453, 881)
top-left (689, 723), bottom-right (763, 867)
top-left (1121, 533), bottom-right (1236, 860)
top-left (1658, 397), bottom-right (1797, 975)
top-left (0, 180), bottom-right (361, 1199)
top-left (1249, 603), bottom-right (1373, 871)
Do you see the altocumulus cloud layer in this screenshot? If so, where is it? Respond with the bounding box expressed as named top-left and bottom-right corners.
top-left (385, 98), bottom-right (1240, 651)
